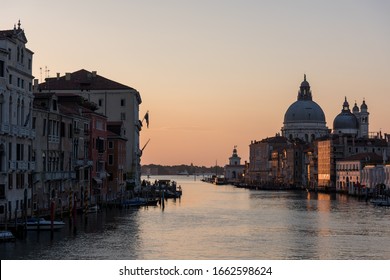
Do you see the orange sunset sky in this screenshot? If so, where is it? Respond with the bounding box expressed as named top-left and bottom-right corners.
top-left (3, 0), bottom-right (390, 166)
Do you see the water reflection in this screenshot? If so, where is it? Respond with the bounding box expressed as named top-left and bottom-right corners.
top-left (1, 176), bottom-right (390, 259)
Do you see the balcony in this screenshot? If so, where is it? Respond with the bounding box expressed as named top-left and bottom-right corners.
top-left (48, 135), bottom-right (60, 143)
top-left (17, 161), bottom-right (28, 171)
top-left (0, 123), bottom-right (10, 134)
top-left (43, 171), bottom-right (77, 181)
top-left (29, 161), bottom-right (36, 171)
top-left (8, 160), bottom-right (17, 171)
top-left (74, 159), bottom-right (94, 168)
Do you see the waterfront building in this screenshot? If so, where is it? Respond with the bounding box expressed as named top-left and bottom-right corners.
top-left (316, 135), bottom-right (389, 189)
top-left (107, 121), bottom-right (127, 202)
top-left (281, 75), bottom-right (330, 143)
top-left (224, 146), bottom-right (245, 183)
top-left (248, 135), bottom-right (288, 184)
top-left (35, 70), bottom-right (142, 187)
top-left (0, 22), bottom-right (35, 222)
top-left (81, 104), bottom-right (108, 205)
top-left (247, 135), bottom-right (306, 187)
top-left (56, 94), bottom-right (94, 209)
top-left (32, 93), bottom-right (95, 214)
top-left (249, 75), bottom-right (389, 190)
top-left (335, 153), bottom-right (382, 195)
top-left (361, 164), bottom-right (386, 193)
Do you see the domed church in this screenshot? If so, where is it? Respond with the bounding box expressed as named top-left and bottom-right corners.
top-left (333, 97), bottom-right (369, 137)
top-left (281, 75), bottom-right (329, 142)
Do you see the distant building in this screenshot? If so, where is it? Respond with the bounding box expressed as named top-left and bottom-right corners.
top-left (336, 153), bottom-right (382, 195)
top-left (35, 69), bottom-right (142, 187)
top-left (248, 74), bottom-right (390, 191)
top-left (0, 22), bottom-right (35, 221)
top-left (224, 146), bottom-right (245, 183)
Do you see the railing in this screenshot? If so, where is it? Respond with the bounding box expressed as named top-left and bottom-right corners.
top-left (43, 171), bottom-right (77, 181)
top-left (8, 160), bottom-right (17, 170)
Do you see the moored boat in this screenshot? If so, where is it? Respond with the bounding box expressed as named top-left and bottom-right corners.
top-left (25, 217), bottom-right (65, 231)
top-left (370, 198), bottom-right (390, 207)
top-left (0, 230), bottom-right (16, 242)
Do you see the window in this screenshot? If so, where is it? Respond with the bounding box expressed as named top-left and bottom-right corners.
top-left (0, 184), bottom-right (5, 199)
top-left (98, 99), bottom-right (103, 107)
top-left (60, 122), bottom-right (65, 137)
top-left (120, 99), bottom-right (125, 106)
top-left (9, 74), bottom-right (12, 84)
top-left (108, 141), bottom-right (113, 149)
top-left (108, 154), bottom-right (114, 165)
top-left (8, 174), bottom-right (13, 189)
top-left (0, 60), bottom-right (4, 77)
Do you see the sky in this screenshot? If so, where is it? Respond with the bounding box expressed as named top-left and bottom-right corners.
top-left (2, 0), bottom-right (390, 167)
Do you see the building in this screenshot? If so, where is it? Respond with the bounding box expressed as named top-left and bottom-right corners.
top-left (106, 121), bottom-right (127, 202)
top-left (335, 153), bottom-right (382, 195)
top-left (81, 104), bottom-right (108, 205)
top-left (0, 22), bottom-right (35, 222)
top-left (35, 69), bottom-right (142, 186)
top-left (281, 75), bottom-right (329, 142)
top-left (224, 146), bottom-right (245, 183)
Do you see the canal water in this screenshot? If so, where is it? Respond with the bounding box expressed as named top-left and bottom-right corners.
top-left (1, 176), bottom-right (390, 260)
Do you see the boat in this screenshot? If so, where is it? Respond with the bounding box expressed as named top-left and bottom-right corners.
top-left (25, 217), bottom-right (65, 230)
top-left (86, 205), bottom-right (100, 213)
top-left (370, 198), bottom-right (390, 207)
top-left (0, 231), bottom-right (16, 242)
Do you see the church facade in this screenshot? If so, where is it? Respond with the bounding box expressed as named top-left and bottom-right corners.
top-left (247, 75), bottom-right (390, 192)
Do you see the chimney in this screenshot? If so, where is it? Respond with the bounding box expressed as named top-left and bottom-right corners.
top-left (57, 73), bottom-right (60, 80)
top-left (65, 73), bottom-right (71, 81)
top-left (92, 71), bottom-right (97, 77)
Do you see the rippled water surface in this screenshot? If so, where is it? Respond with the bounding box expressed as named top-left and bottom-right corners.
top-left (2, 176), bottom-right (390, 259)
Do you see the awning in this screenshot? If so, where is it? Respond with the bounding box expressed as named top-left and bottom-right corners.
top-left (93, 177), bottom-right (102, 184)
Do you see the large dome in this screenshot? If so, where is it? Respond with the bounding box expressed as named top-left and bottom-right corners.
top-left (281, 75), bottom-right (329, 142)
top-left (284, 100), bottom-right (326, 123)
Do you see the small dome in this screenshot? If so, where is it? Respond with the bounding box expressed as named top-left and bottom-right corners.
top-left (333, 97), bottom-right (359, 131)
top-left (361, 99), bottom-right (368, 110)
top-left (352, 102), bottom-right (359, 113)
top-left (333, 113), bottom-right (359, 130)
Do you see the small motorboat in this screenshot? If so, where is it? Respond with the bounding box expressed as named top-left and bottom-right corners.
top-left (25, 217), bottom-right (65, 231)
top-left (86, 205), bottom-right (100, 214)
top-left (0, 231), bottom-right (16, 242)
